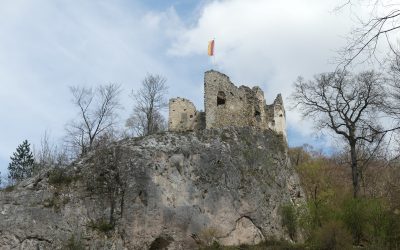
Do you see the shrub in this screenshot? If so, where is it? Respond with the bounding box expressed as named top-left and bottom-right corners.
top-left (88, 218), bottom-right (114, 233)
top-left (48, 167), bottom-right (74, 186)
top-left (341, 198), bottom-right (369, 245)
top-left (366, 198), bottom-right (389, 245)
top-left (310, 221), bottom-right (352, 250)
top-left (384, 212), bottom-right (400, 249)
top-left (199, 227), bottom-right (220, 247)
top-left (367, 208), bottom-right (400, 249)
top-left (281, 203), bottom-right (297, 240)
top-left (200, 239), bottom-right (303, 250)
top-left (43, 192), bottom-right (70, 211)
top-left (2, 185), bottom-right (15, 192)
top-left (149, 235), bottom-right (174, 250)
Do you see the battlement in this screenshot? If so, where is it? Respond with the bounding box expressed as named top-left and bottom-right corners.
top-left (168, 70), bottom-right (286, 139)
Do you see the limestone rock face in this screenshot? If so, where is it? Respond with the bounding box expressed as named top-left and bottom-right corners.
top-left (0, 128), bottom-right (304, 249)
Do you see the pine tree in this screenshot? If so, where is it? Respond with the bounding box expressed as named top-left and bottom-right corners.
top-left (8, 140), bottom-right (35, 182)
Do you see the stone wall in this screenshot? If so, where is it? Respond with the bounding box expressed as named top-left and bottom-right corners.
top-left (204, 70), bottom-right (269, 130)
top-left (168, 98), bottom-right (205, 132)
top-left (265, 94), bottom-right (286, 138)
top-left (271, 94), bottom-right (286, 138)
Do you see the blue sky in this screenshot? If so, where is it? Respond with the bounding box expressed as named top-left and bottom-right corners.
top-left (0, 0), bottom-right (365, 175)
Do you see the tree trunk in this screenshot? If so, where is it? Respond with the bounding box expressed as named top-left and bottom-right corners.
top-left (109, 192), bottom-right (115, 226)
top-left (350, 141), bottom-right (359, 198)
top-left (148, 103), bottom-right (154, 135)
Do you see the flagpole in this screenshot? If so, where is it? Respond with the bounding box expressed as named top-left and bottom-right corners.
top-left (208, 37), bottom-right (216, 69)
top-left (213, 37), bottom-right (216, 68)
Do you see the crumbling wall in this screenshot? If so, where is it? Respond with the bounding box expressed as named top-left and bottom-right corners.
top-left (168, 98), bottom-right (205, 132)
top-left (265, 94), bottom-right (286, 139)
top-left (168, 70), bottom-right (287, 140)
top-left (204, 70), bottom-right (268, 130)
top-left (272, 95), bottom-right (286, 138)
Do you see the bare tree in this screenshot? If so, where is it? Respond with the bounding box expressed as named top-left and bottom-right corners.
top-left (66, 83), bottom-right (122, 156)
top-left (34, 131), bottom-right (70, 168)
top-left (336, 0), bottom-right (400, 67)
top-left (380, 54), bottom-right (400, 161)
top-left (35, 131), bottom-right (54, 166)
top-left (126, 74), bottom-right (168, 136)
top-left (290, 70), bottom-right (390, 197)
top-left (387, 55), bottom-right (400, 115)
top-left (126, 109), bottom-right (166, 137)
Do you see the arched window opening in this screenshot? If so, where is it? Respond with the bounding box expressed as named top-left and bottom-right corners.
top-left (254, 109), bottom-right (261, 122)
top-left (217, 91), bottom-right (226, 106)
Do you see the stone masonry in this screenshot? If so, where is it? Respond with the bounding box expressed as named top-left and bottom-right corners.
top-left (168, 70), bottom-right (286, 138)
top-left (168, 97), bottom-right (206, 132)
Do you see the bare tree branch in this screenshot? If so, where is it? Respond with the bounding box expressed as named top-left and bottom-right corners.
top-left (66, 83), bottom-right (122, 157)
top-left (337, 0), bottom-right (400, 68)
top-left (290, 70), bottom-right (389, 197)
top-left (126, 74), bottom-right (168, 136)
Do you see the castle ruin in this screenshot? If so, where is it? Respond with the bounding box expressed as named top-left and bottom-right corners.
top-left (168, 70), bottom-right (286, 139)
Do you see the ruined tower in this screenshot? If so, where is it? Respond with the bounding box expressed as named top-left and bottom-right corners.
top-left (168, 97), bottom-right (205, 132)
top-left (168, 70), bottom-right (287, 139)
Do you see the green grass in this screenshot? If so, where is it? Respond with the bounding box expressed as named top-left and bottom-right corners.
top-left (200, 239), bottom-right (304, 250)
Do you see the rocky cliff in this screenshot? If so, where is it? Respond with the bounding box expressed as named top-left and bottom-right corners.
top-left (0, 127), bottom-right (304, 249)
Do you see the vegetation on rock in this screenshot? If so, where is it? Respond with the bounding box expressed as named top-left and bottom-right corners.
top-left (48, 167), bottom-right (76, 186)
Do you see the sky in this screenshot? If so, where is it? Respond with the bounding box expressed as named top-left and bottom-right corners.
top-left (0, 0), bottom-right (370, 175)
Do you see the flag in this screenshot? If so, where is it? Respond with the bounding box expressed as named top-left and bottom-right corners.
top-left (208, 39), bottom-right (214, 56)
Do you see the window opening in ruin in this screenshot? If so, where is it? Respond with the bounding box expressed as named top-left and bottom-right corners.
top-left (190, 115), bottom-right (193, 118)
top-left (254, 109), bottom-right (261, 122)
top-left (279, 114), bottom-right (283, 117)
top-left (217, 91), bottom-right (226, 106)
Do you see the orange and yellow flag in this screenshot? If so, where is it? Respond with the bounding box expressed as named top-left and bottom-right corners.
top-left (208, 39), bottom-right (214, 56)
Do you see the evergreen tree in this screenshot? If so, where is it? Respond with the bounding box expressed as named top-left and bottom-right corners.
top-left (8, 140), bottom-right (35, 182)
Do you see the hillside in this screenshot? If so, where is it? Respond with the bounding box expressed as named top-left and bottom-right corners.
top-left (0, 127), bottom-right (304, 249)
